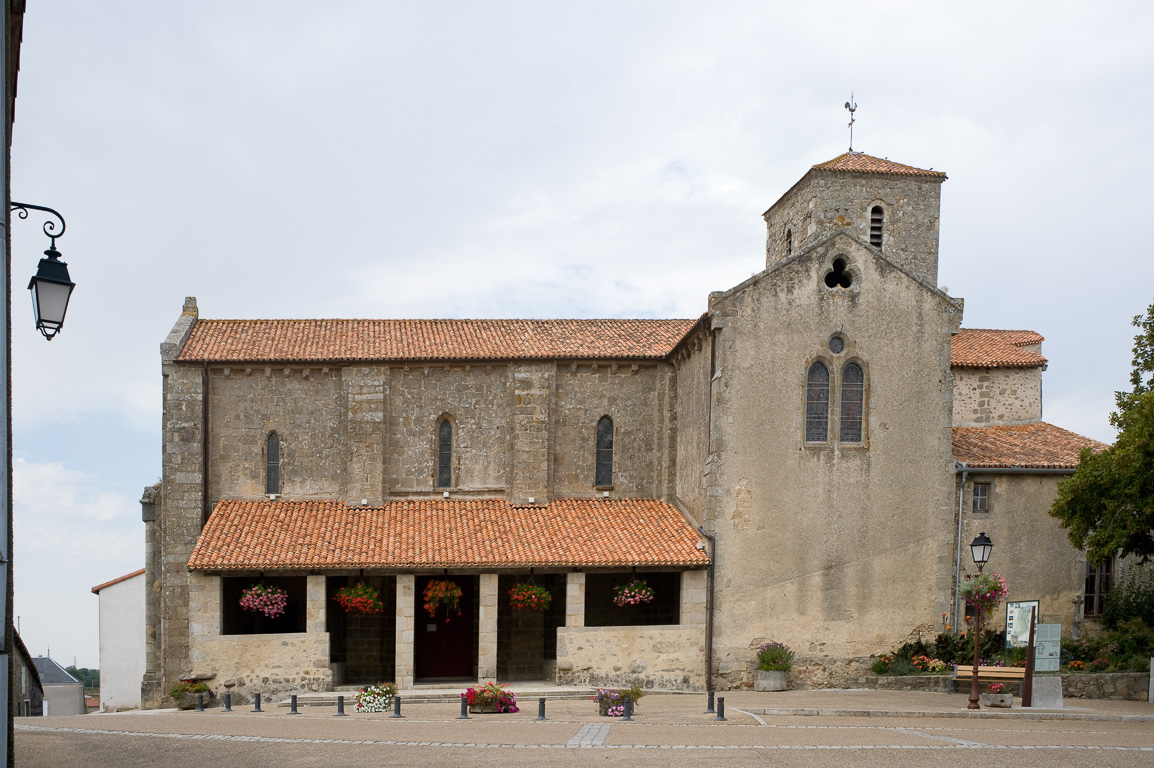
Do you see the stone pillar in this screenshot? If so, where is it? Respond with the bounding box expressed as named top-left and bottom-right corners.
top-left (509, 364), bottom-right (553, 505)
top-left (478, 573), bottom-right (499, 679)
top-left (680, 570), bottom-right (707, 628)
top-left (306, 575), bottom-right (327, 633)
top-left (345, 366), bottom-right (387, 506)
top-left (394, 575), bottom-right (415, 689)
top-left (565, 572), bottom-right (585, 627)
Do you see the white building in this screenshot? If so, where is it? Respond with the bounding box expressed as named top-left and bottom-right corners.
top-left (91, 568), bottom-right (146, 711)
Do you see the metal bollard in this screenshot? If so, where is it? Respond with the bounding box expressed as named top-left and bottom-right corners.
top-left (705, 690), bottom-right (715, 714)
top-left (622, 696), bottom-right (633, 721)
top-left (537, 697), bottom-right (546, 721)
top-left (715, 696), bottom-right (727, 721)
top-left (196, 693), bottom-right (204, 712)
top-left (289, 694), bottom-right (300, 715)
top-left (335, 695), bottom-right (347, 716)
top-left (253, 692), bottom-right (263, 713)
top-left (458, 694), bottom-right (470, 719)
top-left (391, 695), bottom-right (403, 718)
top-left (223, 693), bottom-right (232, 712)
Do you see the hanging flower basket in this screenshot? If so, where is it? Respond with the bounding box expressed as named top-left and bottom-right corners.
top-left (613, 578), bottom-right (655, 607)
top-left (508, 582), bottom-right (552, 612)
top-left (335, 582), bottom-right (385, 614)
top-left (239, 583), bottom-right (288, 618)
top-left (423, 579), bottom-right (463, 622)
top-left (960, 572), bottom-right (1008, 615)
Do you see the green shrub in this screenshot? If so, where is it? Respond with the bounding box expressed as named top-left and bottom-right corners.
top-left (1103, 570), bottom-right (1154, 628)
top-left (168, 680), bottom-right (210, 699)
top-left (756, 641), bottom-right (794, 672)
top-left (887, 658), bottom-right (918, 676)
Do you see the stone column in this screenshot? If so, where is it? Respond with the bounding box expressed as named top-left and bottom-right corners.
top-left (477, 573), bottom-right (499, 679)
top-left (306, 575), bottom-right (327, 633)
top-left (509, 364), bottom-right (553, 505)
top-left (680, 570), bottom-right (707, 628)
top-left (394, 575), bottom-right (415, 689)
top-left (565, 572), bottom-right (585, 627)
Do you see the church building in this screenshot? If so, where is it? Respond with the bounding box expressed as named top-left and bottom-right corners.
top-left (141, 152), bottom-right (1105, 707)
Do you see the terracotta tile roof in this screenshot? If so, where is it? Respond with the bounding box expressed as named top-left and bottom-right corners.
top-left (91, 567), bottom-right (146, 594)
top-left (813, 153), bottom-right (947, 178)
top-left (189, 498), bottom-right (710, 571)
top-left (177, 318), bottom-right (699, 364)
top-left (952, 422), bottom-right (1108, 469)
top-left (951, 329), bottom-right (1047, 368)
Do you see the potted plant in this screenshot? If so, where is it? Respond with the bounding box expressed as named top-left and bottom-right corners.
top-left (335, 582), bottom-right (385, 614)
top-left (979, 682), bottom-right (1013, 708)
top-left (239, 583), bottom-right (288, 618)
top-left (508, 582), bottom-right (552, 612)
top-left (612, 579), bottom-right (655, 607)
top-left (754, 641), bottom-right (793, 691)
top-left (354, 682), bottom-right (397, 712)
top-left (169, 679), bottom-right (213, 710)
top-left (463, 681), bottom-right (519, 713)
top-left (423, 579), bottom-right (463, 622)
top-left (592, 686), bottom-right (646, 717)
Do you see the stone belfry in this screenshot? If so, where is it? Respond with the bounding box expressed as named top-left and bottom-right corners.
top-left (762, 153), bottom-right (947, 286)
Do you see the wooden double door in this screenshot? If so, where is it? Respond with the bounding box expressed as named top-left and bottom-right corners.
top-left (414, 575), bottom-right (477, 679)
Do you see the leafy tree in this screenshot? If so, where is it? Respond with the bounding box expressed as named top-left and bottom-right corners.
top-left (65, 666), bottom-right (100, 692)
top-left (1050, 302), bottom-right (1154, 563)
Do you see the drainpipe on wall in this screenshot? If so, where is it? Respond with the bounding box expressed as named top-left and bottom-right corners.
top-left (698, 526), bottom-right (716, 693)
top-left (953, 461), bottom-right (968, 632)
top-left (202, 363), bottom-right (210, 527)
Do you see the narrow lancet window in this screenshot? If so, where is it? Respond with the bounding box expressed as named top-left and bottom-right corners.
top-left (436, 419), bottom-right (453, 488)
top-left (266, 432), bottom-right (281, 495)
top-left (805, 363), bottom-right (829, 442)
top-left (596, 416), bottom-right (614, 486)
top-left (785, 229), bottom-right (793, 256)
top-left (869, 206), bottom-right (883, 249)
top-left (840, 362), bottom-right (864, 442)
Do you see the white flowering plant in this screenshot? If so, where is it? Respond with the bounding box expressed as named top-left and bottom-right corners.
top-left (354, 682), bottom-right (397, 713)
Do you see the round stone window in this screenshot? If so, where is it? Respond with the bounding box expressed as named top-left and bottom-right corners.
top-left (829, 336), bottom-right (845, 354)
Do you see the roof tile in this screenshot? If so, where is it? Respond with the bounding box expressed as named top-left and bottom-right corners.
top-left (189, 497), bottom-right (710, 571)
top-left (951, 328), bottom-right (1047, 368)
top-left (177, 318), bottom-right (699, 363)
top-left (813, 153), bottom-right (947, 178)
top-left (952, 422), bottom-right (1107, 469)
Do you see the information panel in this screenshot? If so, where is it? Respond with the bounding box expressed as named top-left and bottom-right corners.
top-left (1005, 601), bottom-right (1040, 649)
top-left (1035, 624), bottom-right (1062, 672)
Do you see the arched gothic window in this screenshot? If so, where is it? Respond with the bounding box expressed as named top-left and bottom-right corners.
top-left (266, 432), bottom-right (281, 495)
top-left (805, 363), bottom-right (829, 442)
top-left (436, 419), bottom-right (453, 488)
top-left (869, 206), bottom-right (884, 249)
top-left (595, 416), bottom-right (614, 487)
top-left (840, 362), bottom-right (864, 442)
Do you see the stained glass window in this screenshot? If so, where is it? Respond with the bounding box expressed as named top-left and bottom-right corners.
top-left (596, 416), bottom-right (614, 487)
top-left (840, 362), bottom-right (864, 442)
top-left (805, 362), bottom-right (829, 442)
top-left (437, 419), bottom-right (453, 488)
top-left (266, 432), bottom-right (280, 495)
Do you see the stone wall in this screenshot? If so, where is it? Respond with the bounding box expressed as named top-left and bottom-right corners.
top-left (957, 473), bottom-right (1085, 632)
top-left (952, 366), bottom-right (1042, 427)
top-left (555, 625), bottom-right (706, 690)
top-left (552, 363), bottom-right (666, 498)
top-left (763, 170), bottom-right (944, 286)
top-left (387, 365), bottom-right (511, 496)
top-left (673, 327), bottom-right (711, 523)
top-left (208, 367), bottom-right (345, 501)
top-left (186, 574), bottom-right (331, 705)
top-left (705, 234), bottom-right (961, 687)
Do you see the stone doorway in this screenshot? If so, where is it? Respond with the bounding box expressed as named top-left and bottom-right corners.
top-left (326, 575), bottom-right (396, 687)
top-left (497, 574), bottom-right (567, 680)
top-left (414, 575), bottom-right (478, 680)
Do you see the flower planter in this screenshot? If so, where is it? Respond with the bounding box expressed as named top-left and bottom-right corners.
top-left (469, 705), bottom-right (500, 714)
top-left (979, 693), bottom-right (1013, 708)
top-left (754, 670), bottom-right (788, 692)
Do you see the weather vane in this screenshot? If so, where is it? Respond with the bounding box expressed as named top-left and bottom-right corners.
top-left (844, 93), bottom-right (857, 153)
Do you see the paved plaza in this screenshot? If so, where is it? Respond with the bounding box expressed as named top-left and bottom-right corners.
top-left (16, 689), bottom-right (1154, 768)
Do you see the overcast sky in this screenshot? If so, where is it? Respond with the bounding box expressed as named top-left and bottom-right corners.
top-left (9, 1), bottom-right (1153, 669)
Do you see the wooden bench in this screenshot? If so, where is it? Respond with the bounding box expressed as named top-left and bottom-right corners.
top-left (953, 665), bottom-right (1026, 682)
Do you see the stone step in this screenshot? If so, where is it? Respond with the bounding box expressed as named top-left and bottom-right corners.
top-left (276, 684), bottom-right (600, 708)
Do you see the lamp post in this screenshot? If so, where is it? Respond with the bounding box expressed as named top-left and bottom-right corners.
top-left (967, 531), bottom-right (992, 710)
top-left (12, 202), bottom-right (74, 339)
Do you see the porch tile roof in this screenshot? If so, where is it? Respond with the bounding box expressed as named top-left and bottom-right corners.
top-left (176, 318), bottom-right (699, 364)
top-left (188, 497), bottom-right (710, 571)
top-left (952, 422), bottom-right (1108, 469)
top-left (951, 328), bottom-right (1047, 368)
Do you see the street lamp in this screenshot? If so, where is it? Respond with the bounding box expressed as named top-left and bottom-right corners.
top-left (12, 202), bottom-right (73, 340)
top-left (967, 531), bottom-right (992, 710)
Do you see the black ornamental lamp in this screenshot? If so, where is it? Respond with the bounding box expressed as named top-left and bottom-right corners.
top-left (12, 202), bottom-right (73, 340)
top-left (970, 531), bottom-right (993, 574)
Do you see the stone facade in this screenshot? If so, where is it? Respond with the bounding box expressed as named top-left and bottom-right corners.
top-left (952, 366), bottom-right (1043, 426)
top-left (144, 154), bottom-right (1107, 704)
